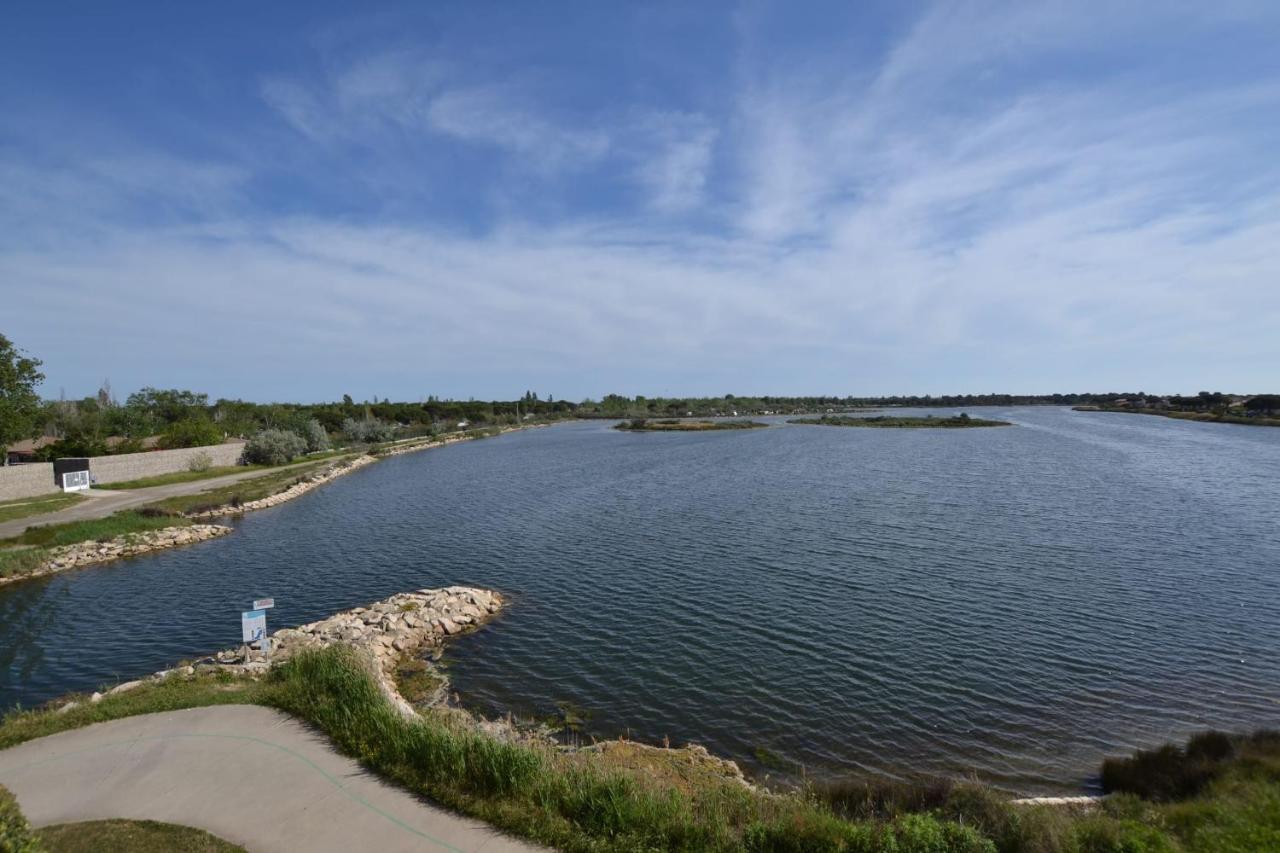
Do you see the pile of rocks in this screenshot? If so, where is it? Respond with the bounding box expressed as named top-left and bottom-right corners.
top-left (189, 454), bottom-right (377, 519)
top-left (207, 586), bottom-right (503, 717)
top-left (0, 524), bottom-right (232, 587)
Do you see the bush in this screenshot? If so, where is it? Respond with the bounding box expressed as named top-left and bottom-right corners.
top-left (186, 450), bottom-right (213, 472)
top-left (342, 417), bottom-right (394, 444)
top-left (1073, 817), bottom-right (1177, 853)
top-left (158, 418), bottom-right (223, 449)
top-left (816, 776), bottom-right (957, 821)
top-left (242, 429), bottom-right (307, 466)
top-left (1100, 731), bottom-right (1280, 802)
top-left (0, 783), bottom-right (41, 853)
top-left (301, 419), bottom-right (330, 453)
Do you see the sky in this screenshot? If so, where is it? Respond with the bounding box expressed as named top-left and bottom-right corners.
top-left (4, 1), bottom-right (1279, 402)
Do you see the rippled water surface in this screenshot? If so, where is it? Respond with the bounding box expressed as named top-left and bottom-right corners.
top-left (3, 408), bottom-right (1279, 792)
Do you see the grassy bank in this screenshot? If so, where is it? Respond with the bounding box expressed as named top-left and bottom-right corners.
top-left (38, 820), bottom-right (245, 853)
top-left (1072, 407), bottom-right (1280, 428)
top-left (0, 511), bottom-right (193, 580)
top-left (1, 783), bottom-right (40, 852)
top-left (143, 455), bottom-right (359, 515)
top-left (616, 419), bottom-right (768, 431)
top-left (0, 494), bottom-right (84, 525)
top-left (104, 465), bottom-right (262, 490)
top-left (790, 415), bottom-right (1011, 428)
top-left (5, 647), bottom-right (1277, 852)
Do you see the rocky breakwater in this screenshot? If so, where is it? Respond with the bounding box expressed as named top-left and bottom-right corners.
top-left (0, 524), bottom-right (232, 587)
top-left (211, 586), bottom-right (503, 717)
top-left (188, 454), bottom-right (377, 519)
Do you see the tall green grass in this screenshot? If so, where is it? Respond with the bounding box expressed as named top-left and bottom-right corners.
top-left (8, 512), bottom-right (190, 549)
top-left (5, 649), bottom-right (1280, 851)
top-left (0, 511), bottom-right (193, 580)
top-left (0, 783), bottom-right (42, 852)
top-left (264, 647), bottom-right (995, 852)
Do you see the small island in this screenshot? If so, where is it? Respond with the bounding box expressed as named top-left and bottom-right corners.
top-left (614, 418), bottom-right (768, 431)
top-left (789, 414), bottom-right (1011, 428)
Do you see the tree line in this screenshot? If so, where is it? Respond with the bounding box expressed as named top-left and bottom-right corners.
top-left (2, 332), bottom-right (1276, 463)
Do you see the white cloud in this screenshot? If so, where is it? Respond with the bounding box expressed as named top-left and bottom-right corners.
top-left (426, 86), bottom-right (610, 169)
top-left (632, 113), bottom-right (717, 212)
top-left (6, 2), bottom-right (1280, 397)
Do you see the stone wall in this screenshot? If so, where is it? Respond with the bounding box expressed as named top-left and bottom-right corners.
top-left (0, 463), bottom-right (58, 501)
top-left (89, 441), bottom-right (247, 485)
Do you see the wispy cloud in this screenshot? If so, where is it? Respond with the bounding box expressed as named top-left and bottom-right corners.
top-left (4, 2), bottom-right (1280, 398)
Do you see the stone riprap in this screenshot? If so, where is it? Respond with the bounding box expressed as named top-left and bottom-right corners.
top-left (55, 583), bottom-right (752, 791)
top-left (209, 586), bottom-right (503, 717)
top-left (189, 429), bottom-right (529, 519)
top-left (2, 425), bottom-right (550, 587)
top-left (187, 454), bottom-right (377, 519)
top-left (0, 524), bottom-right (232, 587)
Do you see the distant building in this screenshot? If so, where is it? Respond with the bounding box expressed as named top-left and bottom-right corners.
top-left (5, 437), bottom-right (58, 465)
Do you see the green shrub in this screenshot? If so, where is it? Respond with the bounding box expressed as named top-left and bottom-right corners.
top-left (242, 429), bottom-right (307, 466)
top-left (342, 417), bottom-right (394, 444)
top-left (891, 813), bottom-right (997, 853)
top-left (158, 418), bottom-right (223, 449)
top-left (0, 783), bottom-right (42, 853)
top-left (186, 450), bottom-right (214, 472)
top-left (301, 419), bottom-right (330, 453)
top-left (1073, 817), bottom-right (1176, 853)
top-left (816, 776), bottom-right (957, 821)
top-left (1101, 730), bottom-right (1280, 802)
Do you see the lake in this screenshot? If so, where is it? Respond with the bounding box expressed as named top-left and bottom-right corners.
top-left (2, 408), bottom-right (1278, 793)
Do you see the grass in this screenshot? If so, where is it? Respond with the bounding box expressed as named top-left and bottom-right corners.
top-left (615, 419), bottom-right (769, 431)
top-left (143, 455), bottom-right (359, 515)
top-left (0, 493), bottom-right (84, 525)
top-left (37, 820), bottom-right (245, 852)
top-left (1, 783), bottom-right (40, 852)
top-left (0, 671), bottom-right (264, 749)
top-left (790, 415), bottom-right (1011, 428)
top-left (12, 648), bottom-right (1280, 851)
top-left (0, 511), bottom-right (193, 580)
top-left (392, 655), bottom-right (446, 705)
top-left (104, 465), bottom-right (263, 490)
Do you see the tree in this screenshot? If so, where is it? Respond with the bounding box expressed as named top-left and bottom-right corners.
top-left (158, 418), bottom-right (223, 449)
top-left (343, 417), bottom-right (394, 444)
top-left (1246, 395), bottom-right (1280, 414)
top-left (124, 388), bottom-right (209, 425)
top-left (301, 418), bottom-right (330, 453)
top-left (0, 335), bottom-right (45, 462)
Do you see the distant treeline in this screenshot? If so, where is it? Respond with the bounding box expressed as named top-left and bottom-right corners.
top-left (572, 391), bottom-right (1276, 419)
top-left (26, 386), bottom-right (1280, 459)
top-left (26, 388), bottom-right (578, 460)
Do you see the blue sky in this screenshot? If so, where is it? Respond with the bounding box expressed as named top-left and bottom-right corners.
top-left (5, 2), bottom-right (1279, 402)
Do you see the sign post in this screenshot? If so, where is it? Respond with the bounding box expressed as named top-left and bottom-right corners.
top-left (241, 609), bottom-right (267, 663)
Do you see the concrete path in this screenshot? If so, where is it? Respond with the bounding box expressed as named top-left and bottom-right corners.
top-left (0, 705), bottom-right (540, 853)
top-left (0, 461), bottom-right (336, 539)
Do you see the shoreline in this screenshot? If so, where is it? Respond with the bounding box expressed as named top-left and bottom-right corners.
top-left (3, 589), bottom-right (1267, 852)
top-left (1073, 405), bottom-right (1280, 427)
top-left (0, 423), bottom-right (549, 586)
top-left (51, 585), bottom-right (752, 788)
top-left (0, 525), bottom-right (233, 588)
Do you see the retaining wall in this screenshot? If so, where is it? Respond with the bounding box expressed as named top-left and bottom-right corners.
top-left (0, 441), bottom-right (247, 500)
top-left (0, 463), bottom-right (58, 501)
top-left (89, 442), bottom-right (246, 484)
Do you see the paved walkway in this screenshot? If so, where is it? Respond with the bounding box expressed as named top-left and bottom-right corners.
top-left (0, 705), bottom-right (539, 852)
top-left (0, 462), bottom-right (331, 539)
